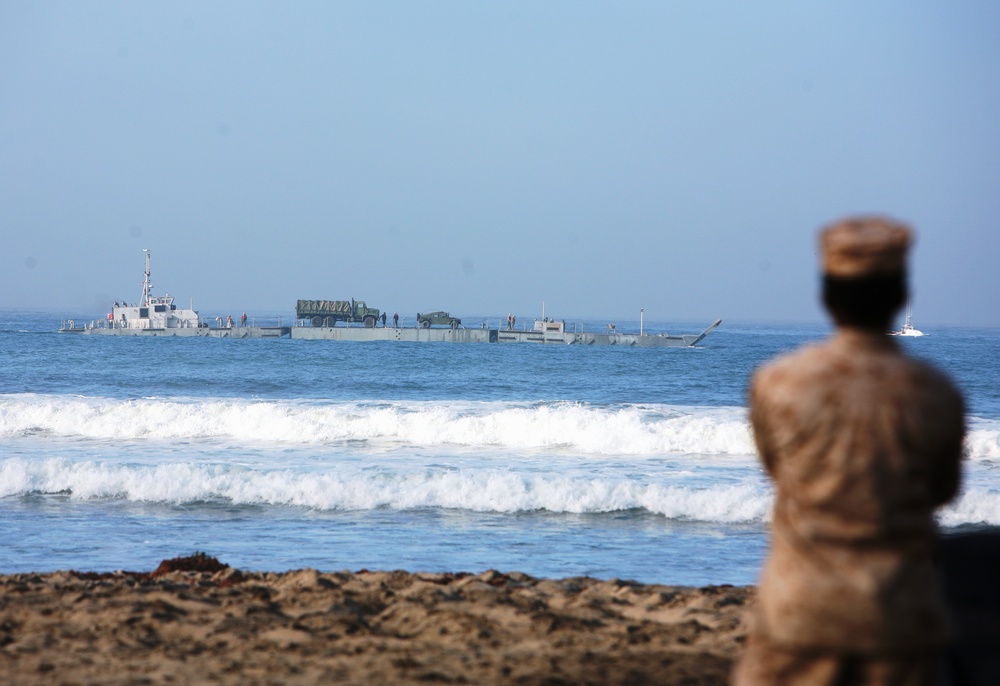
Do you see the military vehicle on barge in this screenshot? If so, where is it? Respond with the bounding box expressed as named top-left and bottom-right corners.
top-left (417, 311), bottom-right (461, 328)
top-left (296, 299), bottom-right (381, 327)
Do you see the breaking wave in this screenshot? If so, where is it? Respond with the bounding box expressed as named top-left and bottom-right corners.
top-left (1, 457), bottom-right (997, 526)
top-left (2, 394), bottom-right (998, 460)
top-left (0, 394), bottom-right (755, 457)
top-left (0, 455), bottom-right (766, 521)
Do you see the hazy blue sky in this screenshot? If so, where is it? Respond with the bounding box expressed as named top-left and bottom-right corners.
top-left (3, 2), bottom-right (998, 327)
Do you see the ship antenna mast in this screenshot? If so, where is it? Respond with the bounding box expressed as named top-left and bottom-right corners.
top-left (142, 248), bottom-right (151, 306)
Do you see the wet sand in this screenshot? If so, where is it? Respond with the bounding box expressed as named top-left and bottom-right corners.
top-left (0, 556), bottom-right (752, 685)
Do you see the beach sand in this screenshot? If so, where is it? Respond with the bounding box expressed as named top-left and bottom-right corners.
top-left (0, 555), bottom-right (752, 685)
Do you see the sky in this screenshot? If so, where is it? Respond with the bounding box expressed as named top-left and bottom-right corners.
top-left (2, 1), bottom-right (998, 327)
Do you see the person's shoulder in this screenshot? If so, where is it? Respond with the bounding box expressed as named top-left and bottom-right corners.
top-left (899, 354), bottom-right (963, 398)
top-left (750, 341), bottom-right (833, 402)
top-left (753, 341), bottom-right (829, 381)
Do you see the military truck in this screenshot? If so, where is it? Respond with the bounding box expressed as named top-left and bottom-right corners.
top-left (296, 299), bottom-right (381, 327)
top-left (417, 311), bottom-right (461, 329)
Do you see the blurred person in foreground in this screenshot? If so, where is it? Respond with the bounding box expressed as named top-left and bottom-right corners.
top-left (733, 217), bottom-right (965, 686)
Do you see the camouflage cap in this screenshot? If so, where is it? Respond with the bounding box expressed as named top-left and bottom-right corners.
top-left (820, 216), bottom-right (911, 278)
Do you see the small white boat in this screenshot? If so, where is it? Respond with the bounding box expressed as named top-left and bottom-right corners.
top-left (890, 303), bottom-right (925, 337)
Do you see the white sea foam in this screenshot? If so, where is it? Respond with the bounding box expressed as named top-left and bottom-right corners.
top-left (939, 489), bottom-right (1000, 527)
top-left (0, 456), bottom-right (771, 521)
top-left (966, 418), bottom-right (1000, 460)
top-left (3, 394), bottom-right (998, 460)
top-left (0, 394), bottom-right (756, 457)
top-left (3, 456), bottom-right (998, 526)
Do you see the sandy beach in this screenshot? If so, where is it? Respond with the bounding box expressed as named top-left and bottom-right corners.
top-left (0, 555), bottom-right (751, 685)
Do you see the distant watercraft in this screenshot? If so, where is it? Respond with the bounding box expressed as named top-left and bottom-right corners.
top-left (58, 250), bottom-right (719, 346)
top-left (890, 303), bottom-right (925, 337)
top-left (59, 249), bottom-right (289, 338)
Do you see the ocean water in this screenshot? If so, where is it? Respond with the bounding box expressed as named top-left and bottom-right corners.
top-left (1, 311), bottom-right (998, 586)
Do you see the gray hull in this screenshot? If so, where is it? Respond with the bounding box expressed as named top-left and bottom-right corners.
top-left (59, 324), bottom-right (290, 338)
top-left (289, 319), bottom-right (721, 347)
top-left (61, 319), bottom-right (721, 346)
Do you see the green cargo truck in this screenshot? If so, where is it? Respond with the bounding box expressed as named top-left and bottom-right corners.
top-left (296, 299), bottom-right (380, 327)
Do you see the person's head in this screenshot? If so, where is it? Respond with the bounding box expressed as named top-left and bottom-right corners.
top-left (819, 217), bottom-right (910, 331)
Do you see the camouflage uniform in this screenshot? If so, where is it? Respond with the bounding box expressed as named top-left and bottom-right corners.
top-left (733, 219), bottom-right (965, 686)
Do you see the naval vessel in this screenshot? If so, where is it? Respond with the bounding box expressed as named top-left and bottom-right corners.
top-left (59, 249), bottom-right (290, 338)
top-left (59, 250), bottom-right (720, 346)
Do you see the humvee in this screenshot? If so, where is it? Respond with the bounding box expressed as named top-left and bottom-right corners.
top-left (416, 311), bottom-right (461, 328)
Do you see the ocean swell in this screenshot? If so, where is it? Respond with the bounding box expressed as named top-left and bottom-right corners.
top-left (2, 456), bottom-right (997, 527)
top-left (0, 394), bottom-right (755, 457)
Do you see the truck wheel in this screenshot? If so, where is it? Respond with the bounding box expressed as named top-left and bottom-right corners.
top-left (324, 316), bottom-right (335, 327)
top-left (420, 320), bottom-right (430, 328)
top-left (449, 319), bottom-right (459, 329)
top-left (364, 316), bottom-right (376, 328)
top-left (311, 316), bottom-right (323, 327)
